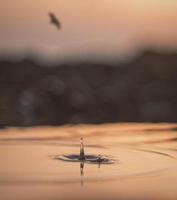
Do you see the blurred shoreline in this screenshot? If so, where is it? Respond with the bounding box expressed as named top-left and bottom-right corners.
top-left (0, 49), bottom-right (177, 127)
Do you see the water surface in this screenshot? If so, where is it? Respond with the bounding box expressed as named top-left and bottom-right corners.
top-left (0, 123), bottom-right (177, 200)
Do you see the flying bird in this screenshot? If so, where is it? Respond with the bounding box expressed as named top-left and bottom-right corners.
top-left (48, 12), bottom-right (61, 30)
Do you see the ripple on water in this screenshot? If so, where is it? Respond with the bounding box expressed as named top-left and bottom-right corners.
top-left (55, 154), bottom-right (115, 164)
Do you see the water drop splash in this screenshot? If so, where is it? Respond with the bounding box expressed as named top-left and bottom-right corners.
top-left (79, 138), bottom-right (85, 160)
top-left (55, 138), bottom-right (115, 165)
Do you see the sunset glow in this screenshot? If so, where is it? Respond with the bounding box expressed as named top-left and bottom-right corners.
top-left (0, 0), bottom-right (177, 61)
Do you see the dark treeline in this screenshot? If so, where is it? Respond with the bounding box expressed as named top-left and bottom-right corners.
top-left (0, 50), bottom-right (177, 126)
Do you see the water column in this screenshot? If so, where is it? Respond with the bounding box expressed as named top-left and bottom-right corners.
top-left (80, 138), bottom-right (85, 160)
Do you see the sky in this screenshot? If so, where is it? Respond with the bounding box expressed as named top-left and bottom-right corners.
top-left (0, 0), bottom-right (177, 63)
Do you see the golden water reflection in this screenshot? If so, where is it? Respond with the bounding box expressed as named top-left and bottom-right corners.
top-left (0, 123), bottom-right (177, 200)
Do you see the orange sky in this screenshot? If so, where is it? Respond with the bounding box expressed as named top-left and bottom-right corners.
top-left (0, 0), bottom-right (177, 62)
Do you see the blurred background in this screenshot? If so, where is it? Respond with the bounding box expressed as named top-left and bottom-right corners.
top-left (0, 0), bottom-right (177, 126)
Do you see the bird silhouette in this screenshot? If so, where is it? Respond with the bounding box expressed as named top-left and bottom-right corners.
top-left (48, 12), bottom-right (61, 30)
